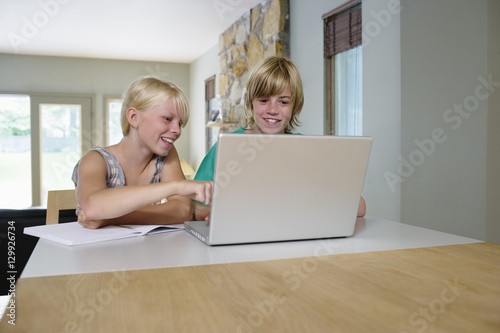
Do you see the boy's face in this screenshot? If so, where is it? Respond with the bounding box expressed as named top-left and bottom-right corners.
top-left (249, 86), bottom-right (293, 135)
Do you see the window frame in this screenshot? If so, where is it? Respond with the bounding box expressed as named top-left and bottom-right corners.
top-left (323, 0), bottom-right (362, 136)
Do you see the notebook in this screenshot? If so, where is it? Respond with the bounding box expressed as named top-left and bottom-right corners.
top-left (24, 222), bottom-right (184, 246)
top-left (184, 133), bottom-right (372, 245)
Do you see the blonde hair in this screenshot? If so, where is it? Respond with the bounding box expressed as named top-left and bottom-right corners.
top-left (121, 76), bottom-right (189, 136)
top-left (244, 56), bottom-right (304, 133)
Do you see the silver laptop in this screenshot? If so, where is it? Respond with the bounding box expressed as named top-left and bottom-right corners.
top-left (184, 133), bottom-right (372, 245)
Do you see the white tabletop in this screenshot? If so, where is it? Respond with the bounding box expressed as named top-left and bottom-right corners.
top-left (21, 216), bottom-right (480, 278)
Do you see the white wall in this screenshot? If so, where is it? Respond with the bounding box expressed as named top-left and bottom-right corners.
top-left (360, 0), bottom-right (402, 222)
top-left (188, 45), bottom-right (219, 168)
top-left (400, 0), bottom-right (488, 240)
top-left (0, 53), bottom-right (192, 160)
top-left (486, 0), bottom-right (500, 244)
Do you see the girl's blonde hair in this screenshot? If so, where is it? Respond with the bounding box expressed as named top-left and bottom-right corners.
top-left (121, 76), bottom-right (189, 136)
top-left (244, 56), bottom-right (304, 133)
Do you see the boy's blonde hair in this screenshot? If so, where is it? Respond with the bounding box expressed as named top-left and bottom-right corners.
top-left (121, 76), bottom-right (189, 136)
top-left (244, 56), bottom-right (304, 133)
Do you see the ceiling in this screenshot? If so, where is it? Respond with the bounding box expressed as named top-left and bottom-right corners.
top-left (0, 0), bottom-right (264, 63)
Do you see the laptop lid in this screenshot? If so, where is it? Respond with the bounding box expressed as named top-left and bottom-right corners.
top-left (187, 133), bottom-right (372, 245)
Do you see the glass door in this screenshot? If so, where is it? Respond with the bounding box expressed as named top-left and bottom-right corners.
top-left (0, 94), bottom-right (92, 208)
top-left (31, 95), bottom-right (92, 206)
top-left (0, 95), bottom-right (31, 208)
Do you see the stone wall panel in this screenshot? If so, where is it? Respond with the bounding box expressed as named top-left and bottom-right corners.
top-left (216, 0), bottom-right (289, 124)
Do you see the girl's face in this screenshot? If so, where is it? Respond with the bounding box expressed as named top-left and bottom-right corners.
top-left (249, 86), bottom-right (293, 135)
top-left (137, 98), bottom-right (182, 156)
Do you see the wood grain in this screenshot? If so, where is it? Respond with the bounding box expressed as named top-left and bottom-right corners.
top-left (1, 242), bottom-right (499, 332)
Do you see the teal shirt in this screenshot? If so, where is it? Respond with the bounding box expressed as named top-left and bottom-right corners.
top-left (194, 127), bottom-right (246, 181)
top-left (194, 127), bottom-right (299, 181)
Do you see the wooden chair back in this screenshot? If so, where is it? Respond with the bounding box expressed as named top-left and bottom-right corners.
top-left (46, 189), bottom-right (77, 224)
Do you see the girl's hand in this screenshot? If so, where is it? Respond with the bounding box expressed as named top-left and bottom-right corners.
top-left (176, 181), bottom-right (213, 206)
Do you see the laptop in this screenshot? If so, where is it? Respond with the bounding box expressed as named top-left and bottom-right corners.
top-left (184, 133), bottom-right (372, 245)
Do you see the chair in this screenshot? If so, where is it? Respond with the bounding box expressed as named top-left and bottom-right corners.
top-left (46, 189), bottom-right (77, 224)
top-left (180, 159), bottom-right (196, 180)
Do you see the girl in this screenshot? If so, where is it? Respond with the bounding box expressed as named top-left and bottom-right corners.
top-left (72, 76), bottom-right (212, 229)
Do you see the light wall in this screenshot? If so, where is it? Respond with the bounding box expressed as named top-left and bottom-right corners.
top-left (486, 0), bottom-right (500, 244)
top-left (400, 0), bottom-right (489, 240)
top-left (188, 44), bottom-right (219, 168)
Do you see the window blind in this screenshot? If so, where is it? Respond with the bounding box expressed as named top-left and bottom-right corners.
top-left (323, 0), bottom-right (362, 58)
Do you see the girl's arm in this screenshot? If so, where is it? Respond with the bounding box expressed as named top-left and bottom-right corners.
top-left (77, 195), bottom-right (211, 229)
top-left (75, 149), bottom-right (211, 228)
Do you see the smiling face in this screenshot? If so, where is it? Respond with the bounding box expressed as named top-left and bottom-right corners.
top-left (120, 76), bottom-right (189, 137)
top-left (247, 86), bottom-right (293, 135)
top-left (243, 57), bottom-right (304, 133)
top-left (136, 98), bottom-right (182, 156)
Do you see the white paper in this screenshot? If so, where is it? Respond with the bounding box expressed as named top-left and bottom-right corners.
top-left (24, 222), bottom-right (184, 246)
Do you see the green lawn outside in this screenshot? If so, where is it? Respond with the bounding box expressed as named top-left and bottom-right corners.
top-left (0, 151), bottom-right (78, 208)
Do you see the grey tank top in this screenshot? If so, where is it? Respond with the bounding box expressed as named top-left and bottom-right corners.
top-left (72, 146), bottom-right (167, 212)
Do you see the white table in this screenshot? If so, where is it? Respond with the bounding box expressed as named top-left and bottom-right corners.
top-left (22, 216), bottom-right (480, 278)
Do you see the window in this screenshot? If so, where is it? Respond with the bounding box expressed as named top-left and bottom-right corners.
top-left (0, 94), bottom-right (92, 208)
top-left (106, 97), bottom-right (123, 145)
top-left (323, 0), bottom-right (362, 136)
top-left (0, 95), bottom-right (31, 208)
top-left (40, 102), bottom-right (82, 206)
top-left (334, 46), bottom-right (362, 135)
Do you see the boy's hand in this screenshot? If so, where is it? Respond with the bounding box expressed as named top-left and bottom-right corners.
top-left (193, 201), bottom-right (211, 221)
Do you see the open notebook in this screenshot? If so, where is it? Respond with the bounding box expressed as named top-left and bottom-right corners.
top-left (24, 222), bottom-right (184, 246)
top-left (185, 133), bottom-right (372, 245)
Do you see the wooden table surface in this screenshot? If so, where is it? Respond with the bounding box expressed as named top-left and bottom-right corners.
top-left (2, 242), bottom-right (499, 332)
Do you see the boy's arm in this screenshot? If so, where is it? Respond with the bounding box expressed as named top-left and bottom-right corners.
top-left (357, 196), bottom-right (366, 217)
